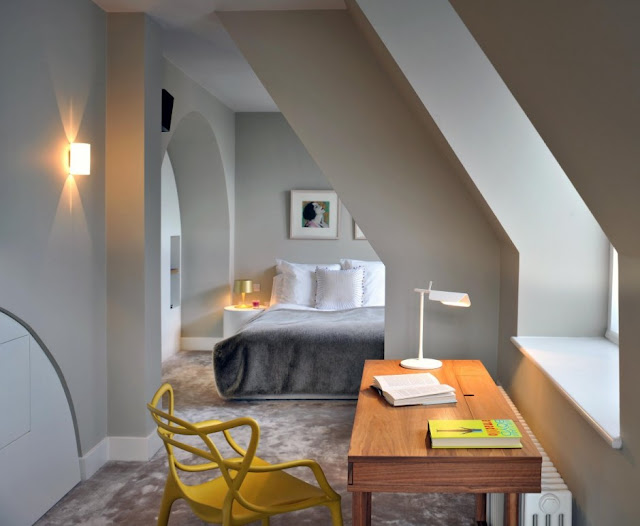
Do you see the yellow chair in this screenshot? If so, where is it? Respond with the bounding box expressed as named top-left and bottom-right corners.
top-left (148, 383), bottom-right (343, 526)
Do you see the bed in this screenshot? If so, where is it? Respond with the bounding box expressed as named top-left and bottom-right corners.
top-left (213, 258), bottom-right (386, 399)
top-left (213, 304), bottom-right (384, 398)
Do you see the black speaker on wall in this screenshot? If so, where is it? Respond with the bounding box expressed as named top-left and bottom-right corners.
top-left (162, 89), bottom-right (174, 132)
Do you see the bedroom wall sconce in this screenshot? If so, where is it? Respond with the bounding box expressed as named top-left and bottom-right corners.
top-left (233, 279), bottom-right (253, 309)
top-left (401, 281), bottom-right (471, 370)
top-left (69, 143), bottom-right (91, 176)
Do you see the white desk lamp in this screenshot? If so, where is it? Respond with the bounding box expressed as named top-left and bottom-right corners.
top-left (400, 281), bottom-right (471, 370)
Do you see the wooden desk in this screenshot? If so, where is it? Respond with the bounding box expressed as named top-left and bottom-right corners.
top-left (348, 360), bottom-right (541, 526)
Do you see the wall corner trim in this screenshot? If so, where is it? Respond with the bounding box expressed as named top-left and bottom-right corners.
top-left (79, 431), bottom-right (164, 480)
top-left (109, 430), bottom-right (163, 462)
top-left (181, 337), bottom-right (222, 351)
top-left (79, 438), bottom-right (110, 480)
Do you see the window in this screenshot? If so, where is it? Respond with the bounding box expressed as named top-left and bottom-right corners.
top-left (607, 245), bottom-right (619, 344)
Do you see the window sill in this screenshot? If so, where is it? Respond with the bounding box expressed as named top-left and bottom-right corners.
top-left (511, 336), bottom-right (621, 449)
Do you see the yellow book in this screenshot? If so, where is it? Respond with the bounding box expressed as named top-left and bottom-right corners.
top-left (428, 419), bottom-right (522, 448)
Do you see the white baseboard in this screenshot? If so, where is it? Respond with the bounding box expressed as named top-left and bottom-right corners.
top-left (181, 337), bottom-right (222, 351)
top-left (79, 438), bottom-right (109, 480)
top-left (109, 429), bottom-right (163, 461)
top-left (79, 430), bottom-right (163, 479)
top-left (605, 329), bottom-right (619, 345)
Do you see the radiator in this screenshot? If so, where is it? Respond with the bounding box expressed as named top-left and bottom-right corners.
top-left (486, 387), bottom-right (573, 526)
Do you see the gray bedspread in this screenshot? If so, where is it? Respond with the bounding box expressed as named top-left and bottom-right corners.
top-left (213, 306), bottom-right (384, 398)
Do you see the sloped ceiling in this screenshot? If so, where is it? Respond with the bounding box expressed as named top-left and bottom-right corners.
top-left (450, 0), bottom-right (640, 256)
top-left (93, 0), bottom-right (346, 111)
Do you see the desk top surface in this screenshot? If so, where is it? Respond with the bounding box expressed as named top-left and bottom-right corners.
top-left (348, 359), bottom-right (541, 462)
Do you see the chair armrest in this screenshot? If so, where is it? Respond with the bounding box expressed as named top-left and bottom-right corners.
top-left (192, 419), bottom-right (223, 429)
top-left (191, 418), bottom-right (254, 458)
top-left (175, 460), bottom-right (220, 473)
top-left (247, 459), bottom-right (339, 499)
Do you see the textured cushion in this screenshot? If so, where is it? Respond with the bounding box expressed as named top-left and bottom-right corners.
top-left (269, 274), bottom-right (284, 306)
top-left (315, 267), bottom-right (365, 310)
top-left (340, 259), bottom-right (385, 306)
top-left (275, 259), bottom-right (341, 306)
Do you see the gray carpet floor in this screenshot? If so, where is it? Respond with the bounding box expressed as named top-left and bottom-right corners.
top-left (36, 351), bottom-right (475, 525)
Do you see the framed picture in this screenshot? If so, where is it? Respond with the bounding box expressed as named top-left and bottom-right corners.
top-left (354, 222), bottom-right (366, 240)
top-left (290, 190), bottom-right (339, 239)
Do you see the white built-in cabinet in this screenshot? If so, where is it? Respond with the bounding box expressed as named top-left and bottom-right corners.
top-left (0, 311), bottom-right (80, 525)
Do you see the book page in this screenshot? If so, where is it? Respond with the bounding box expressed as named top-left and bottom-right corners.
top-left (373, 373), bottom-right (439, 391)
top-left (387, 384), bottom-right (455, 400)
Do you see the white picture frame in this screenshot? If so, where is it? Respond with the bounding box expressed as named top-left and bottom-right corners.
top-left (354, 222), bottom-right (366, 240)
top-left (290, 190), bottom-right (339, 239)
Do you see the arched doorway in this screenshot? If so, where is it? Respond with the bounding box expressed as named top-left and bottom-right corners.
top-left (163, 112), bottom-right (230, 351)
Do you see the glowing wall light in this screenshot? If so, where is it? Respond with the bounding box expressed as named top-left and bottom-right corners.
top-left (69, 143), bottom-right (91, 175)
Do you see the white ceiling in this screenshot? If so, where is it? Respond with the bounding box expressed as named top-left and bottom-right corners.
top-left (93, 0), bottom-right (346, 112)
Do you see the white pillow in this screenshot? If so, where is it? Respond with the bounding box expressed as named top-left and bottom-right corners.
top-left (315, 267), bottom-right (365, 310)
top-left (340, 259), bottom-right (385, 306)
top-left (275, 259), bottom-right (341, 306)
top-left (269, 274), bottom-right (284, 306)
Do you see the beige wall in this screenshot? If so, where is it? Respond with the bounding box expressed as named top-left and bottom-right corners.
top-left (220, 10), bottom-right (502, 373)
top-left (450, 1), bottom-right (640, 523)
top-left (106, 14), bottom-right (162, 438)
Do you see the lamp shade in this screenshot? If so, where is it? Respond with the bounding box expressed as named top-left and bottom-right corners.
top-left (401, 283), bottom-right (471, 370)
top-left (69, 143), bottom-right (91, 175)
top-left (428, 289), bottom-right (471, 307)
top-left (233, 279), bottom-right (253, 294)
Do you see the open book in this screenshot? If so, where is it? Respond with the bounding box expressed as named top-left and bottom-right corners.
top-left (371, 373), bottom-right (456, 407)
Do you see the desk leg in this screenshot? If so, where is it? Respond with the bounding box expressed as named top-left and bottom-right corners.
top-left (352, 492), bottom-right (371, 526)
top-left (475, 494), bottom-right (487, 524)
top-left (504, 493), bottom-right (519, 526)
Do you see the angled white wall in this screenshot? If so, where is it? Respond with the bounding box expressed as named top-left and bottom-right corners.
top-left (355, 0), bottom-right (609, 337)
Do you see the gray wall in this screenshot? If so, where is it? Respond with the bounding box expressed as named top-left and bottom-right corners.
top-left (221, 10), bottom-right (502, 375)
top-left (235, 113), bottom-right (379, 304)
top-left (162, 60), bottom-right (236, 284)
top-left (450, 1), bottom-right (640, 523)
top-left (106, 14), bottom-right (162, 438)
top-left (162, 60), bottom-right (236, 340)
top-left (168, 113), bottom-right (230, 338)
top-left (160, 154), bottom-right (181, 359)
top-left (0, 0), bottom-right (107, 454)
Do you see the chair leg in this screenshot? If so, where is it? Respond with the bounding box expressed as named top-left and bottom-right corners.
top-left (261, 517), bottom-right (270, 526)
top-left (157, 477), bottom-right (181, 526)
top-left (327, 500), bottom-right (344, 526)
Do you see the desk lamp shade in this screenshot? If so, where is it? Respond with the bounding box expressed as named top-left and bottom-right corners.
top-left (400, 281), bottom-right (471, 370)
top-left (233, 279), bottom-right (253, 308)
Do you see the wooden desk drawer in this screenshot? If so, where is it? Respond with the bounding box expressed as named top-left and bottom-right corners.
top-left (348, 458), bottom-right (541, 494)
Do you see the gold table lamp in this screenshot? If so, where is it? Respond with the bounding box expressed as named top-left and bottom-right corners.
top-left (233, 279), bottom-right (253, 308)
